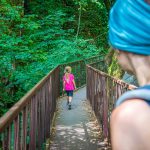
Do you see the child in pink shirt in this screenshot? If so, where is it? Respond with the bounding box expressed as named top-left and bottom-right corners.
top-left (63, 66), bottom-right (76, 109)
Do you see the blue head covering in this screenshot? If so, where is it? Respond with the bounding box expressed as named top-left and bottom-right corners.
top-left (109, 0), bottom-right (150, 55)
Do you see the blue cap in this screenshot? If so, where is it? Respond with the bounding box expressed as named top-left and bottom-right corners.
top-left (109, 0), bottom-right (150, 55)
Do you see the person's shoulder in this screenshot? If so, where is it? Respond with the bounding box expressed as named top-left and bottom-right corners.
top-left (70, 73), bottom-right (74, 78)
top-left (70, 73), bottom-right (74, 76)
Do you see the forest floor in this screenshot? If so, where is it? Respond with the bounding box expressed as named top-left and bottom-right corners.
top-left (49, 87), bottom-right (111, 150)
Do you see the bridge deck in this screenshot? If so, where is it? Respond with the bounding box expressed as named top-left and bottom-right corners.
top-left (49, 87), bottom-right (110, 150)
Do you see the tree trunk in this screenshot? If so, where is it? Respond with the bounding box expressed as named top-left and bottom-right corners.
top-left (76, 3), bottom-right (81, 40)
top-left (103, 0), bottom-right (115, 12)
top-left (103, 0), bottom-right (111, 12)
top-left (24, 0), bottom-right (30, 14)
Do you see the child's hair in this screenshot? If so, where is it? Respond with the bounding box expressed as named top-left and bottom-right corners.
top-left (64, 66), bottom-right (72, 73)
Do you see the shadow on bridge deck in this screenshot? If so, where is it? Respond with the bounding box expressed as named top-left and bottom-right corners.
top-left (49, 87), bottom-right (111, 150)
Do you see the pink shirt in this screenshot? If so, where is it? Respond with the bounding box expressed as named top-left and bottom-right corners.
top-left (63, 74), bottom-right (75, 91)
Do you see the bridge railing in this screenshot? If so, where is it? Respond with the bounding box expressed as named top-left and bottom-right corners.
top-left (86, 64), bottom-right (136, 144)
top-left (0, 67), bottom-right (60, 150)
top-left (0, 55), bottom-right (105, 150)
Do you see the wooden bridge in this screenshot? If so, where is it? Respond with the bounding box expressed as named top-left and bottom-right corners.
top-left (0, 55), bottom-right (136, 150)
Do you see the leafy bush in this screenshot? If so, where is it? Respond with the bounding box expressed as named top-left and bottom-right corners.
top-left (0, 0), bottom-right (109, 116)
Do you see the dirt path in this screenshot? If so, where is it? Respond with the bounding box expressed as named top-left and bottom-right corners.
top-left (49, 87), bottom-right (110, 150)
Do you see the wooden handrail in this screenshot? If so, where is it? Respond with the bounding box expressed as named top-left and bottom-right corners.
top-left (86, 64), bottom-right (137, 144)
top-left (0, 55), bottom-right (106, 149)
top-left (0, 66), bottom-right (59, 132)
top-left (86, 65), bottom-right (136, 89)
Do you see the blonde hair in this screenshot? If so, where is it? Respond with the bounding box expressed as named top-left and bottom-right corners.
top-left (64, 66), bottom-right (72, 73)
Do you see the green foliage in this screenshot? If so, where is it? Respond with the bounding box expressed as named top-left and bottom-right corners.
top-left (108, 54), bottom-right (124, 78)
top-left (69, 0), bottom-right (109, 48)
top-left (0, 0), bottom-right (110, 116)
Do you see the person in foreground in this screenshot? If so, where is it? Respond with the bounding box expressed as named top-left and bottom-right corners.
top-left (63, 66), bottom-right (76, 109)
top-left (109, 0), bottom-right (150, 150)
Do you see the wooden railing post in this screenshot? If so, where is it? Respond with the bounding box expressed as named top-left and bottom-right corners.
top-left (0, 55), bottom-right (105, 150)
top-left (86, 64), bottom-right (136, 144)
top-left (0, 66), bottom-right (60, 150)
